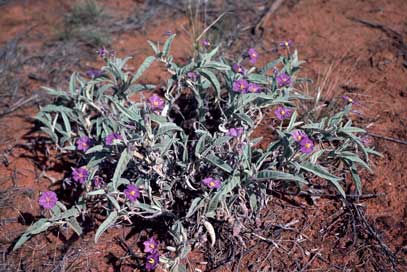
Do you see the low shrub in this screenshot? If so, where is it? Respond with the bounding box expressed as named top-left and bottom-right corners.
top-left (14, 35), bottom-right (379, 271)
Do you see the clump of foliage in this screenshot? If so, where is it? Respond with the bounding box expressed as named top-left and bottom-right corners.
top-left (57, 0), bottom-right (110, 47)
top-left (13, 35), bottom-right (379, 271)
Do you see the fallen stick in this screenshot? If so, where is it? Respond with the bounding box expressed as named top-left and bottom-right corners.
top-left (254, 0), bottom-right (285, 35)
top-left (0, 95), bottom-right (38, 118)
top-left (368, 132), bottom-right (407, 145)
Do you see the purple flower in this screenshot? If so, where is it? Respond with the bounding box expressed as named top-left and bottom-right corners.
top-left (227, 127), bottom-right (244, 137)
top-left (97, 47), bottom-right (108, 58)
top-left (187, 71), bottom-right (200, 81)
top-left (276, 72), bottom-right (291, 88)
top-left (143, 237), bottom-right (159, 254)
top-left (232, 63), bottom-right (245, 74)
top-left (248, 48), bottom-right (258, 64)
top-left (279, 40), bottom-right (294, 49)
top-left (105, 133), bottom-right (122, 146)
top-left (202, 177), bottom-right (221, 189)
top-left (145, 252), bottom-right (160, 271)
top-left (163, 30), bottom-right (173, 36)
top-left (202, 39), bottom-right (211, 48)
top-left (72, 167), bottom-right (89, 184)
top-left (76, 136), bottom-right (91, 152)
top-left (86, 69), bottom-right (103, 79)
top-left (274, 106), bottom-right (293, 120)
top-left (124, 184), bottom-right (140, 202)
top-left (232, 79), bottom-right (249, 93)
top-left (299, 138), bottom-right (314, 154)
top-left (291, 130), bottom-right (308, 143)
top-left (342, 95), bottom-right (360, 105)
top-left (38, 191), bottom-right (58, 209)
top-left (247, 83), bottom-right (261, 93)
top-left (93, 176), bottom-right (104, 187)
top-left (148, 94), bottom-right (165, 110)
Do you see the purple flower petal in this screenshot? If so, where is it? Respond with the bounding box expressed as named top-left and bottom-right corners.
top-left (276, 72), bottom-right (291, 88)
top-left (97, 47), bottom-right (108, 58)
top-left (232, 79), bottom-right (249, 93)
top-left (202, 177), bottom-right (221, 189)
top-left (148, 94), bottom-right (165, 110)
top-left (248, 48), bottom-right (258, 64)
top-left (299, 138), bottom-right (314, 154)
top-left (124, 184), bottom-right (140, 202)
top-left (247, 83), bottom-right (261, 93)
top-left (39, 191), bottom-right (58, 209)
top-left (187, 71), bottom-right (200, 81)
top-left (76, 136), bottom-right (92, 152)
top-left (105, 133), bottom-right (122, 146)
top-left (145, 252), bottom-right (160, 271)
top-left (279, 40), bottom-right (294, 49)
top-left (202, 39), bottom-right (211, 48)
top-left (143, 237), bottom-right (159, 254)
top-left (72, 167), bottom-right (89, 184)
top-left (291, 130), bottom-right (308, 143)
top-left (93, 176), bottom-right (104, 187)
top-left (274, 106), bottom-right (293, 120)
top-left (232, 63), bottom-right (245, 74)
top-left (227, 127), bottom-right (244, 137)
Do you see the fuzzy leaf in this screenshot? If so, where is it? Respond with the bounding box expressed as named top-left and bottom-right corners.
top-left (95, 211), bottom-right (118, 243)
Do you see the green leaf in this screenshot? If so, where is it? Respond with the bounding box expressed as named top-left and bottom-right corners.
top-left (205, 154), bottom-right (232, 173)
top-left (50, 207), bottom-right (80, 221)
top-left (186, 197), bottom-right (203, 218)
top-left (147, 40), bottom-right (159, 55)
top-left (298, 162), bottom-right (345, 198)
top-left (95, 211), bottom-right (118, 243)
top-left (195, 133), bottom-right (209, 158)
top-left (202, 61), bottom-right (230, 71)
top-left (206, 191), bottom-right (223, 218)
top-left (202, 45), bottom-right (220, 63)
top-left (106, 194), bottom-right (121, 211)
top-left (67, 217), bottom-right (83, 236)
top-left (255, 170), bottom-right (308, 184)
top-left (60, 112), bottom-right (72, 138)
top-left (261, 59), bottom-right (281, 74)
top-left (199, 69), bottom-right (221, 99)
top-left (112, 149), bottom-right (131, 190)
top-left (132, 56), bottom-right (155, 83)
top-left (85, 144), bottom-right (104, 154)
top-left (350, 164), bottom-right (362, 195)
top-left (87, 189), bottom-right (106, 196)
top-left (157, 123), bottom-right (183, 136)
top-left (338, 151), bottom-right (371, 172)
top-left (162, 34), bottom-right (176, 56)
top-left (247, 73), bottom-right (270, 85)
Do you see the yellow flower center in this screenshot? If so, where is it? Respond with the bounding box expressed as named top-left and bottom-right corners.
top-left (148, 258), bottom-right (155, 264)
top-left (240, 84), bottom-right (245, 89)
top-left (305, 143), bottom-right (311, 148)
top-left (130, 191), bottom-right (136, 196)
top-left (251, 53), bottom-right (256, 58)
top-left (46, 197), bottom-right (50, 203)
top-left (285, 41), bottom-right (289, 47)
top-left (281, 110), bottom-right (285, 115)
top-left (209, 181), bottom-right (215, 187)
top-left (150, 244), bottom-right (155, 249)
top-left (153, 100), bottom-right (159, 106)
top-left (348, 98), bottom-right (353, 102)
top-left (297, 136), bottom-right (302, 141)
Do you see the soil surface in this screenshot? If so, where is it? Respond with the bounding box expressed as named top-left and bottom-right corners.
top-left (0, 0), bottom-right (406, 271)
